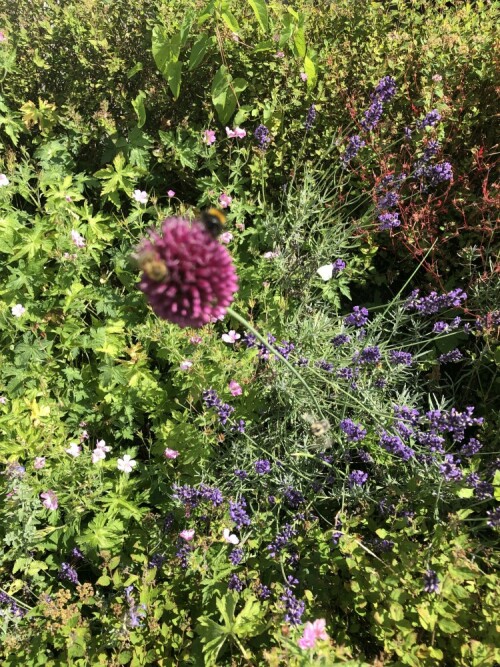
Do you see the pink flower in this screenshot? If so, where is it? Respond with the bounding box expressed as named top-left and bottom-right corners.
top-left (219, 193), bottom-right (232, 209)
top-left (92, 439), bottom-right (111, 464)
top-left (189, 335), bottom-right (202, 344)
top-left (432, 74), bottom-right (443, 82)
top-left (300, 72), bottom-right (308, 82)
top-left (262, 251), bottom-right (279, 260)
top-left (229, 380), bottom-right (242, 396)
top-left (179, 529), bottom-right (195, 541)
top-left (231, 32), bottom-right (240, 42)
top-left (219, 231), bottom-right (233, 244)
top-left (275, 51), bottom-right (285, 58)
top-left (34, 457), bottom-right (46, 469)
top-left (179, 360), bottom-right (193, 371)
top-left (235, 222), bottom-right (245, 231)
top-left (223, 528), bottom-right (239, 544)
top-left (202, 130), bottom-right (216, 145)
top-left (66, 442), bottom-right (82, 457)
top-left (297, 619), bottom-right (329, 650)
top-left (137, 217), bottom-right (238, 328)
top-left (0, 31), bottom-right (6, 43)
top-left (167, 190), bottom-right (175, 198)
top-left (71, 230), bottom-right (86, 248)
top-left (222, 330), bottom-right (240, 344)
top-left (133, 190), bottom-right (149, 204)
top-left (164, 448), bottom-right (179, 459)
top-left (225, 126), bottom-right (246, 139)
top-left (41, 490), bottom-right (58, 510)
top-left (0, 396), bottom-right (6, 404)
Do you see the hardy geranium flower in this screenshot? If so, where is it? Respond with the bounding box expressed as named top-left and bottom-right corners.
top-left (222, 330), bottom-right (240, 344)
top-left (117, 455), bottom-right (137, 473)
top-left (132, 190), bottom-right (148, 204)
top-left (164, 448), bottom-right (179, 459)
top-left (41, 490), bottom-right (58, 510)
top-left (11, 304), bottom-right (26, 317)
top-left (298, 618), bottom-right (329, 649)
top-left (0, 173), bottom-right (9, 186)
top-left (202, 130), bottom-right (216, 145)
top-left (137, 217), bottom-right (238, 328)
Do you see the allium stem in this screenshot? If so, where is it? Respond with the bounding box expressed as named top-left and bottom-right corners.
top-left (226, 307), bottom-right (325, 418)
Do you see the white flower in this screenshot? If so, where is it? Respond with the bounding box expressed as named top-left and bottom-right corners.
top-left (71, 229), bottom-right (86, 248)
top-left (221, 330), bottom-right (241, 344)
top-left (117, 454), bottom-right (137, 473)
top-left (66, 442), bottom-right (82, 457)
top-left (223, 528), bottom-right (239, 545)
top-left (95, 439), bottom-right (111, 451)
top-left (179, 360), bottom-right (193, 371)
top-left (317, 264), bottom-right (334, 281)
top-left (91, 448), bottom-right (107, 464)
top-left (11, 304), bottom-right (26, 317)
top-left (262, 251), bottom-right (279, 260)
top-left (0, 173), bottom-right (9, 186)
top-left (132, 189), bottom-right (148, 204)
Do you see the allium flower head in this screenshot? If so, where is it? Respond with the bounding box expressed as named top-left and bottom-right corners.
top-left (137, 217), bottom-right (238, 328)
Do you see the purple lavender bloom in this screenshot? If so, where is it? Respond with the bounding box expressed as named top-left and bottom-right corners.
top-left (254, 459), bottom-right (271, 475)
top-left (341, 135), bottom-right (366, 165)
top-left (267, 524), bottom-right (297, 557)
top-left (176, 541), bottom-right (192, 569)
top-left (389, 350), bottom-right (413, 366)
top-left (332, 258), bottom-right (347, 274)
top-left (394, 405), bottom-right (420, 424)
top-left (361, 99), bottom-right (383, 131)
top-left (228, 573), bottom-right (245, 592)
top-left (486, 507), bottom-right (500, 528)
top-left (337, 367), bottom-right (355, 381)
top-left (377, 190), bottom-right (400, 210)
top-left (331, 333), bottom-right (351, 346)
top-left (229, 498), bottom-right (251, 528)
top-left (316, 359), bottom-right (334, 372)
top-left (378, 211), bottom-right (401, 230)
top-left (257, 584), bottom-right (272, 600)
top-left (296, 356), bottom-right (309, 366)
top-left (433, 321), bottom-right (448, 333)
top-left (424, 162), bottom-right (453, 188)
top-left (422, 140), bottom-right (440, 161)
top-left (349, 469), bottom-right (368, 486)
top-left (229, 548), bottom-right (244, 565)
top-left (242, 332), bottom-right (257, 347)
top-left (340, 418), bottom-right (367, 442)
top-left (439, 454), bottom-right (463, 481)
top-left (281, 587), bottom-right (305, 625)
top-left (417, 431), bottom-right (445, 453)
top-left (404, 126), bottom-right (412, 139)
top-left (379, 431), bottom-right (414, 460)
top-left (275, 340), bottom-right (295, 360)
top-left (234, 419), bottom-right (246, 433)
top-left (234, 468), bottom-right (248, 480)
top-left (283, 486), bottom-right (305, 508)
top-left (149, 553), bottom-right (167, 569)
top-left (405, 288), bottom-right (467, 315)
top-left (374, 377), bottom-right (387, 388)
top-left (0, 591), bottom-right (26, 618)
top-left (417, 109), bottom-right (441, 129)
top-left (359, 346), bottom-right (381, 364)
top-left (396, 421), bottom-right (414, 440)
top-left (423, 570), bottom-right (440, 593)
top-left (59, 562), bottom-right (79, 585)
top-left (372, 76), bottom-right (397, 102)
top-left (254, 124), bottom-right (271, 149)
top-left (344, 306), bottom-right (369, 328)
top-left (203, 388), bottom-right (221, 409)
top-left (459, 438), bottom-right (482, 457)
top-left (305, 104), bottom-right (317, 130)
top-left (72, 547), bottom-right (84, 560)
top-left (439, 349), bottom-right (463, 364)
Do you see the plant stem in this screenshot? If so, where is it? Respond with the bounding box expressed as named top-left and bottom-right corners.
top-left (226, 307), bottom-right (325, 419)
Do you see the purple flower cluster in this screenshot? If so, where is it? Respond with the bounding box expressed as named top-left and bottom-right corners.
top-left (255, 459), bottom-right (271, 475)
top-left (305, 104), bottom-right (317, 130)
top-left (59, 562), bottom-right (79, 584)
top-left (316, 359), bottom-right (334, 372)
top-left (275, 340), bottom-right (295, 360)
top-left (149, 553), bottom-right (167, 569)
top-left (433, 317), bottom-right (461, 333)
top-left (344, 306), bottom-right (369, 328)
top-left (377, 190), bottom-right (400, 210)
top-left (361, 98), bottom-right (383, 131)
top-left (372, 76), bottom-right (397, 103)
top-left (423, 570), bottom-right (440, 593)
top-left (0, 591), bottom-right (26, 618)
top-left (359, 346), bottom-right (381, 364)
top-left (417, 431), bottom-right (445, 453)
top-left (379, 430), bottom-right (414, 460)
top-left (229, 498), bottom-right (251, 528)
top-left (349, 469), bottom-right (368, 486)
top-left (229, 548), bottom-right (244, 565)
top-left (203, 388), bottom-right (235, 426)
top-left (331, 333), bottom-right (351, 346)
top-left (234, 468), bottom-right (248, 480)
top-left (394, 405), bottom-right (420, 424)
top-left (486, 507), bottom-right (500, 528)
top-left (340, 418), bottom-right (367, 442)
top-left (281, 587), bottom-right (305, 625)
top-left (459, 438), bottom-right (482, 457)
top-left (438, 348), bottom-right (463, 364)
top-left (173, 483), bottom-right (224, 508)
top-left (254, 124), bottom-right (271, 149)
top-left (405, 288), bottom-right (467, 315)
top-left (421, 162), bottom-right (453, 188)
top-left (439, 454), bottom-right (463, 481)
top-left (424, 406), bottom-right (483, 443)
top-left (378, 211), bottom-right (401, 230)
top-left (228, 573), bottom-right (245, 592)
top-left (389, 350), bottom-right (413, 366)
top-left (176, 541), bottom-right (192, 569)
top-left (341, 134), bottom-right (366, 165)
top-left (257, 584), bottom-right (272, 600)
top-left (267, 524), bottom-right (298, 557)
top-left (417, 109), bottom-right (441, 129)
top-left (283, 486), bottom-right (305, 509)
top-left (125, 585), bottom-right (147, 628)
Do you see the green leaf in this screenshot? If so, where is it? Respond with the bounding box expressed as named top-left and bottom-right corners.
top-left (127, 62), bottom-right (143, 79)
top-left (247, 0), bottom-right (269, 33)
top-left (221, 10), bottom-right (240, 33)
top-left (167, 61), bottom-right (183, 99)
top-left (293, 27), bottom-right (306, 58)
top-left (132, 90), bottom-right (147, 128)
top-left (438, 617), bottom-right (462, 634)
top-left (189, 34), bottom-right (211, 70)
top-left (253, 40), bottom-right (275, 53)
top-left (303, 54), bottom-right (317, 88)
top-left (96, 575), bottom-right (111, 586)
top-left (211, 66), bottom-right (247, 125)
top-left (152, 26), bottom-right (171, 73)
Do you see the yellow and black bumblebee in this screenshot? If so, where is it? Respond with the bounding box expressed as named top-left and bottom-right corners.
top-left (199, 207), bottom-right (227, 238)
top-left (131, 248), bottom-right (169, 282)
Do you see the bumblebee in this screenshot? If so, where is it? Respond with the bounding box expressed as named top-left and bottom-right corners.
top-left (199, 207), bottom-right (227, 238)
top-left (310, 419), bottom-right (331, 438)
top-left (131, 248), bottom-right (169, 282)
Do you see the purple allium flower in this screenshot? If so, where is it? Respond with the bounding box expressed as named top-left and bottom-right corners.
top-left (438, 349), bottom-right (463, 364)
top-left (439, 454), bottom-right (463, 481)
top-left (228, 573), bottom-right (245, 592)
top-left (378, 211), bottom-right (401, 230)
top-left (59, 562), bottom-right (79, 584)
top-left (417, 109), bottom-right (441, 129)
top-left (340, 418), bottom-right (367, 442)
top-left (389, 350), bottom-right (413, 366)
top-left (229, 498), bottom-right (251, 528)
top-left (341, 135), bottom-right (366, 165)
top-left (229, 548), bottom-right (244, 565)
top-left (349, 469), bottom-right (368, 486)
top-left (344, 306), bottom-right (369, 328)
top-left (281, 587), bottom-right (305, 625)
top-left (372, 76), bottom-right (397, 103)
top-left (361, 99), bottom-right (383, 131)
top-left (305, 104), bottom-right (317, 131)
top-left (486, 507), bottom-right (500, 528)
top-left (423, 570), bottom-right (440, 593)
top-left (254, 124), bottom-right (271, 149)
top-left (137, 218), bottom-right (238, 328)
top-left (255, 459), bottom-right (271, 475)
top-left (331, 333), bottom-right (351, 346)
top-left (359, 346), bottom-right (381, 364)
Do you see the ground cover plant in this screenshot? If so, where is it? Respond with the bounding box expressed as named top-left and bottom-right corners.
top-left (0, 1), bottom-right (499, 665)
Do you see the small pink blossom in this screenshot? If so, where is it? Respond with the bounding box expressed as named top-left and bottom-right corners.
top-left (225, 126), bottom-right (246, 139)
top-left (0, 396), bottom-right (6, 404)
top-left (164, 448), bottom-right (179, 459)
top-left (432, 74), bottom-right (443, 82)
top-left (0, 173), bottom-right (9, 186)
top-left (117, 454), bottom-right (137, 473)
top-left (63, 252), bottom-right (77, 261)
top-left (133, 189), bottom-right (149, 204)
top-left (235, 222), bottom-right (245, 231)
top-left (66, 442), bottom-right (82, 457)
top-left (71, 229), bottom-right (86, 248)
top-left (300, 72), bottom-right (308, 82)
top-left (11, 304), bottom-right (26, 317)
top-left (210, 313), bottom-right (226, 323)
top-left (231, 32), bottom-right (240, 42)
top-left (65, 195), bottom-right (72, 202)
top-left (262, 251), bottom-right (279, 260)
top-left (229, 380), bottom-right (242, 396)
top-left (219, 193), bottom-right (232, 209)
top-left (219, 231), bottom-right (233, 244)
top-left (203, 130), bottom-right (216, 145)
top-left (34, 457), bottom-right (46, 469)
top-left (179, 529), bottom-right (195, 541)
top-left (0, 31), bottom-right (6, 43)
top-left (91, 440), bottom-right (111, 464)
top-left (41, 490), bottom-right (58, 510)
top-left (179, 360), bottom-right (193, 371)
top-left (221, 330), bottom-right (240, 344)
top-left (167, 189), bottom-right (175, 198)
top-left (275, 51), bottom-right (285, 58)
top-left (297, 619), bottom-right (329, 650)
top-left (189, 335), bottom-right (202, 344)
top-left (80, 430), bottom-right (89, 441)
